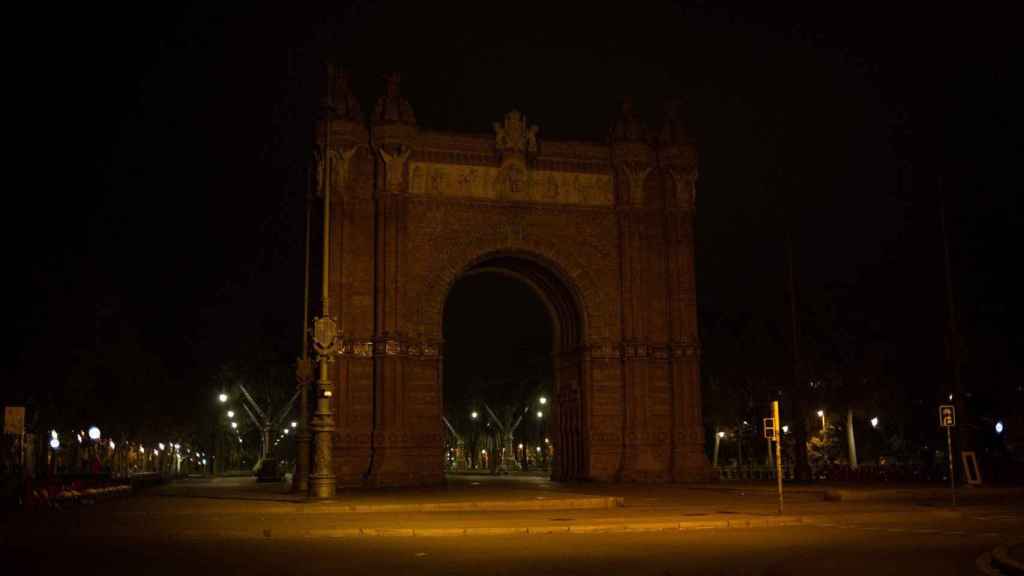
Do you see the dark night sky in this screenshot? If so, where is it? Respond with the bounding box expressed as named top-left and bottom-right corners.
top-left (8, 3), bottom-right (1019, 434)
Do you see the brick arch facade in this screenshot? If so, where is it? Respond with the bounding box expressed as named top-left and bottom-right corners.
top-left (320, 107), bottom-right (711, 487)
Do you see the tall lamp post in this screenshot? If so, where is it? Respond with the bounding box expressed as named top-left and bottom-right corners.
top-left (310, 63), bottom-right (340, 499)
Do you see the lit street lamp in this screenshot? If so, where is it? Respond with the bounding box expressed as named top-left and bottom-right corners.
top-left (219, 393), bottom-right (228, 403)
top-left (539, 396), bottom-right (547, 405)
top-left (471, 411), bottom-right (478, 420)
top-left (536, 411), bottom-right (543, 419)
top-left (870, 417), bottom-right (879, 428)
top-left (231, 422), bottom-right (238, 429)
top-left (227, 410), bottom-right (235, 419)
top-left (88, 426), bottom-right (101, 441)
top-left (995, 421), bottom-right (1004, 434)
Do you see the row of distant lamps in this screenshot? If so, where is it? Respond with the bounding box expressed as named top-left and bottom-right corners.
top-left (718, 409), bottom-right (1005, 438)
top-left (49, 428), bottom-right (206, 465)
top-left (48, 425), bottom-right (103, 450)
top-left (220, 393), bottom-right (298, 447)
top-left (470, 396), bottom-right (547, 422)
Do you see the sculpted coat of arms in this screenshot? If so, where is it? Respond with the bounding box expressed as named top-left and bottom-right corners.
top-left (494, 110), bottom-right (538, 154)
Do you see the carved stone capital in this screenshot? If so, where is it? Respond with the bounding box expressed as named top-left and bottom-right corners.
top-left (327, 145), bottom-right (359, 197)
top-left (378, 144), bottom-right (412, 194)
top-left (617, 162), bottom-right (652, 206)
top-left (666, 167), bottom-right (698, 211)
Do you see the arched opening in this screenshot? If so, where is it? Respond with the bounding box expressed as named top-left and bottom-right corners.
top-left (440, 252), bottom-right (586, 481)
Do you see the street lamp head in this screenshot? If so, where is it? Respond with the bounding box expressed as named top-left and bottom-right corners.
top-left (227, 410), bottom-right (235, 419)
top-left (539, 396), bottom-right (547, 405)
top-left (88, 426), bottom-right (101, 440)
top-left (996, 421), bottom-right (1004, 434)
top-left (51, 430), bottom-right (58, 440)
top-left (718, 431), bottom-right (725, 438)
top-left (518, 443), bottom-right (524, 449)
top-left (291, 421), bottom-right (298, 428)
top-left (816, 410), bottom-right (824, 418)
top-left (471, 411), bottom-right (478, 420)
top-left (50, 438), bottom-right (60, 449)
top-left (870, 417), bottom-right (879, 428)
top-left (536, 411), bottom-right (543, 419)
top-left (230, 422), bottom-right (238, 429)
top-left (219, 393), bottom-right (228, 403)
top-left (782, 425), bottom-right (789, 434)
top-left (158, 443), bottom-right (165, 451)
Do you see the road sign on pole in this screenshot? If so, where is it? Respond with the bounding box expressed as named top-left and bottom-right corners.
top-left (939, 405), bottom-right (955, 427)
top-left (772, 401), bottom-right (783, 515)
top-left (939, 404), bottom-right (957, 506)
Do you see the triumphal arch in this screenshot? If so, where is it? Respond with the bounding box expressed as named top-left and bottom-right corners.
top-left (316, 72), bottom-right (710, 486)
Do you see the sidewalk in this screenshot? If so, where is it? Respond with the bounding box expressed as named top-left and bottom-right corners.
top-left (147, 474), bottom-right (1024, 518)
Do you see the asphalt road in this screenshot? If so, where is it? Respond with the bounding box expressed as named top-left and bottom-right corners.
top-left (5, 520), bottom-right (1015, 576)
top-left (5, 477), bottom-right (1022, 575)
